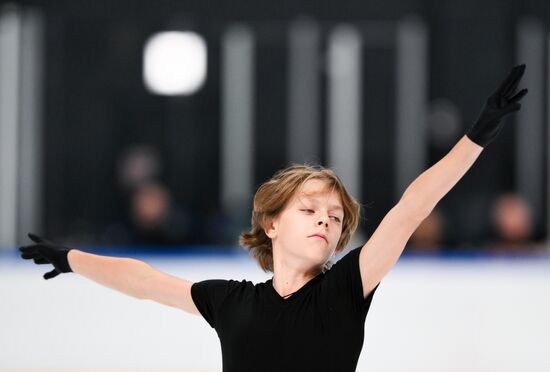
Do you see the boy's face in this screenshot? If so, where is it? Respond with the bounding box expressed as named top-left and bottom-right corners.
top-left (266, 179), bottom-right (344, 271)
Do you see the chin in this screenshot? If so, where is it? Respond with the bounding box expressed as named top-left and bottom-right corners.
top-left (307, 248), bottom-right (331, 265)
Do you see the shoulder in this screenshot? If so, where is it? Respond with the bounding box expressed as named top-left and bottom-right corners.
top-left (321, 245), bottom-right (363, 286)
top-left (191, 278), bottom-right (264, 303)
top-left (191, 278), bottom-right (259, 328)
top-left (329, 245), bottom-right (363, 271)
top-left (321, 245), bottom-right (380, 310)
top-left (191, 278), bottom-right (255, 296)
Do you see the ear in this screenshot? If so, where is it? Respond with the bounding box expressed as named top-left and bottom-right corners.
top-left (264, 217), bottom-right (278, 239)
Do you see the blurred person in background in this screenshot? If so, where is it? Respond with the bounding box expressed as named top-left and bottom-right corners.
top-left (19, 65), bottom-right (528, 371)
top-left (406, 207), bottom-right (446, 254)
top-left (101, 145), bottom-right (195, 246)
top-left (485, 192), bottom-right (544, 253)
top-left (101, 181), bottom-right (195, 246)
top-left (127, 181), bottom-right (193, 246)
top-left (117, 144), bottom-right (162, 192)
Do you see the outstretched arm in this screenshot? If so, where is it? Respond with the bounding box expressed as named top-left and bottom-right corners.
top-left (401, 134), bottom-right (483, 218)
top-left (68, 250), bottom-right (200, 315)
top-left (357, 65), bottom-right (529, 298)
top-left (20, 233), bottom-right (200, 315)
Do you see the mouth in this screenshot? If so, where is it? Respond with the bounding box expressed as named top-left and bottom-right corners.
top-left (309, 234), bottom-right (328, 243)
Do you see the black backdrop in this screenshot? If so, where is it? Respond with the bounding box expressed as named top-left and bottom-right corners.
top-left (7, 0), bottom-right (548, 247)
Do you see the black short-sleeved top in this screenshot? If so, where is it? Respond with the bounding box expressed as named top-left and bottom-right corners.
top-left (191, 245), bottom-right (380, 372)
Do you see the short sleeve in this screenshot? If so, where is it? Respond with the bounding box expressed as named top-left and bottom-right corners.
top-left (191, 279), bottom-right (241, 329)
top-left (323, 245), bottom-right (381, 314)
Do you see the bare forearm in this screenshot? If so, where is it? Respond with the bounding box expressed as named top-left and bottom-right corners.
top-left (68, 250), bottom-right (153, 299)
top-left (401, 135), bottom-right (484, 218)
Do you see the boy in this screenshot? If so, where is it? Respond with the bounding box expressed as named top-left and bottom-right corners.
top-left (20, 64), bottom-right (527, 371)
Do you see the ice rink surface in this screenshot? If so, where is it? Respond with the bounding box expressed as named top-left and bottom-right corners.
top-left (1, 250), bottom-right (550, 372)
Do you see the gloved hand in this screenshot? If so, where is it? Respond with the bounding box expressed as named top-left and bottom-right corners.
top-left (466, 64), bottom-right (528, 148)
top-left (19, 233), bottom-right (74, 280)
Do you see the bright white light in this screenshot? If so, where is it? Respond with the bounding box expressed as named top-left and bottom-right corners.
top-left (143, 31), bottom-right (207, 95)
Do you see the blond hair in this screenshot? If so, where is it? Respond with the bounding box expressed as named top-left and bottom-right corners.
top-left (239, 163), bottom-right (362, 273)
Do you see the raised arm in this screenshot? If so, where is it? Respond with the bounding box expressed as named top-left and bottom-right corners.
top-left (358, 64), bottom-right (529, 298)
top-left (20, 233), bottom-right (200, 315)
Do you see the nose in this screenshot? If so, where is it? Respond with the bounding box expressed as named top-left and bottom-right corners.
top-left (317, 218), bottom-right (328, 227)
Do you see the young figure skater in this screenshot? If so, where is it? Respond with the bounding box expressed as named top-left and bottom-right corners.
top-left (20, 64), bottom-right (528, 371)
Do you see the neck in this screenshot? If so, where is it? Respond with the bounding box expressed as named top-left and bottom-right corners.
top-left (272, 272), bottom-right (314, 298)
top-left (271, 261), bottom-right (321, 298)
top-left (270, 243), bottom-right (325, 298)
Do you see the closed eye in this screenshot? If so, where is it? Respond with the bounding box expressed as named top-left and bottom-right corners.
top-left (301, 209), bottom-right (341, 223)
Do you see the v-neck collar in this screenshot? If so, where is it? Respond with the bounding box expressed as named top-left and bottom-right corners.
top-left (266, 273), bottom-right (324, 304)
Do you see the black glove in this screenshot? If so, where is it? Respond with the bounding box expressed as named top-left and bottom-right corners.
top-left (466, 64), bottom-right (528, 148)
top-left (19, 233), bottom-right (74, 280)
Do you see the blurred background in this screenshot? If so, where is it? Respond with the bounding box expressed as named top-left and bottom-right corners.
top-left (1, 0), bottom-right (550, 371)
top-left (0, 0), bottom-right (550, 254)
